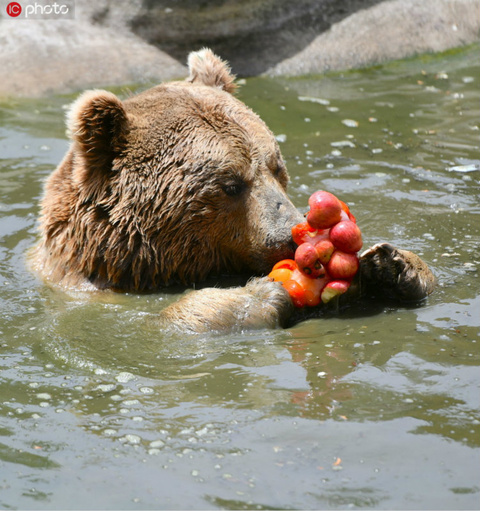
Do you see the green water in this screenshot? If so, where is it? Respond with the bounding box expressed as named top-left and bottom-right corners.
top-left (1, 46), bottom-right (479, 510)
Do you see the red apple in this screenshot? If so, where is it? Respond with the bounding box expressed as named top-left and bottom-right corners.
top-left (307, 191), bottom-right (343, 229)
top-left (329, 221), bottom-right (363, 253)
top-left (295, 243), bottom-right (325, 278)
top-left (327, 251), bottom-right (359, 280)
top-left (305, 230), bottom-right (330, 248)
top-left (321, 280), bottom-right (350, 304)
top-left (314, 239), bottom-right (335, 264)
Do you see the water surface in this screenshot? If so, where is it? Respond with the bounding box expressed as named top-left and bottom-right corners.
top-left (0, 46), bottom-right (479, 510)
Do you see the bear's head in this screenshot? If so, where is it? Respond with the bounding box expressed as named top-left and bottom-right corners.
top-left (37, 49), bottom-right (303, 291)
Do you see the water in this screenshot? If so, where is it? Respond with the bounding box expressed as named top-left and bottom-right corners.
top-left (1, 45), bottom-right (479, 510)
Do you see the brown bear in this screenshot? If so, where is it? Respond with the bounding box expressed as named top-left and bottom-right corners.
top-left (31, 49), bottom-right (435, 333)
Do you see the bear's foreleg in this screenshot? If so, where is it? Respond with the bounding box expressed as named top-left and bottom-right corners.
top-left (158, 277), bottom-right (293, 334)
top-left (158, 243), bottom-right (436, 334)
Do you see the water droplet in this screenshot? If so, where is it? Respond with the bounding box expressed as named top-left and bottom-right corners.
top-left (96, 384), bottom-right (115, 393)
top-left (116, 372), bottom-right (135, 383)
top-left (342, 119), bottom-right (358, 128)
top-left (196, 427), bottom-right (209, 437)
top-left (331, 140), bottom-right (355, 148)
top-left (123, 399), bottom-right (140, 406)
top-left (298, 96), bottom-right (330, 105)
top-left (124, 434), bottom-right (141, 444)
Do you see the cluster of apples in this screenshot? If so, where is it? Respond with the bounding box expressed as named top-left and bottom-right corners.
top-left (268, 191), bottom-right (363, 307)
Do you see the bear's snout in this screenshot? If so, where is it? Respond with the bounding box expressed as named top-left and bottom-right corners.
top-left (255, 192), bottom-right (304, 272)
top-left (264, 233), bottom-right (297, 259)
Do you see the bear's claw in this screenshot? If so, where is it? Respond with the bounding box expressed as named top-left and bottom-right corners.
top-left (359, 242), bottom-right (436, 302)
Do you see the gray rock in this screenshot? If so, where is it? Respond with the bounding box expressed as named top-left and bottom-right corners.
top-left (0, 17), bottom-right (186, 97)
top-left (267, 0), bottom-right (480, 76)
top-left (128, 0), bottom-right (384, 76)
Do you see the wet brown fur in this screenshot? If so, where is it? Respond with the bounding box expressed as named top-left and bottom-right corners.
top-left (32, 49), bottom-right (302, 292)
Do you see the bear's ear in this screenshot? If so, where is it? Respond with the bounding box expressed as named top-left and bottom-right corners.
top-left (187, 48), bottom-right (237, 94)
top-left (67, 90), bottom-right (129, 177)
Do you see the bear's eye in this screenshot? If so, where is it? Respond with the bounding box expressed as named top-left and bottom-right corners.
top-left (222, 181), bottom-right (246, 197)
